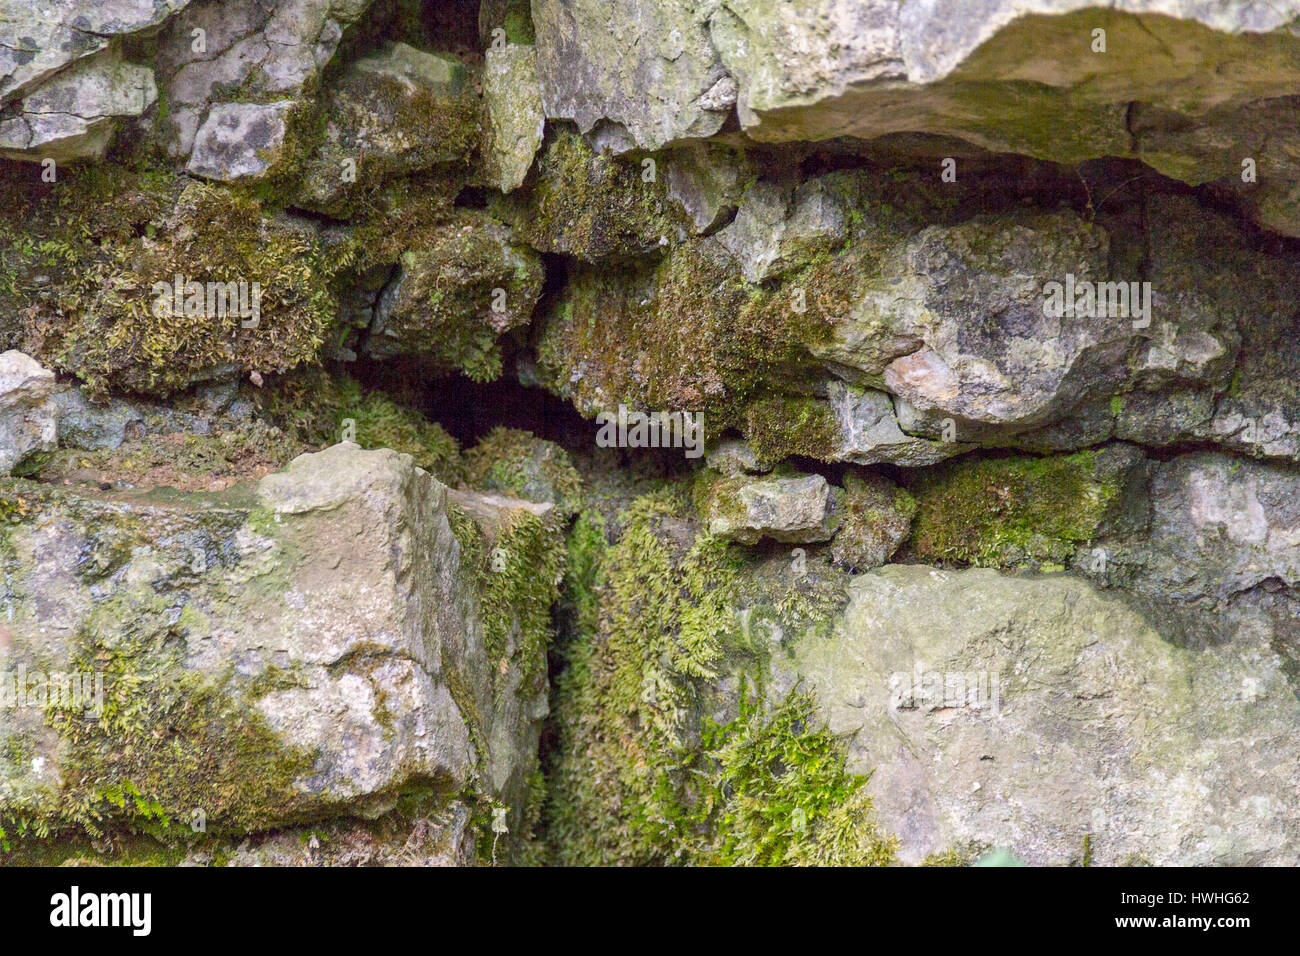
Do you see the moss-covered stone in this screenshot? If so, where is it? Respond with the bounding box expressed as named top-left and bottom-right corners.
top-left (462, 427), bottom-right (581, 516)
top-left (744, 395), bottom-right (841, 463)
top-left (907, 446), bottom-right (1140, 567)
top-left (0, 480), bottom-right (318, 842)
top-left (492, 128), bottom-right (686, 261)
top-left (38, 419), bottom-right (309, 492)
top-left (446, 490), bottom-right (565, 708)
top-left (363, 210), bottom-right (543, 382)
top-left (2, 170), bottom-right (337, 396)
top-left (293, 42), bottom-right (482, 217)
top-left (1, 444), bottom-right (557, 857)
top-left (544, 489), bottom-right (893, 866)
top-left (482, 43), bottom-right (545, 193)
top-left (536, 238), bottom-right (828, 429)
top-left (831, 472), bottom-right (916, 571)
top-left (692, 467), bottom-right (841, 545)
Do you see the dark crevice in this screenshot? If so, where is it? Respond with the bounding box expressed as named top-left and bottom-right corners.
top-left (351, 354), bottom-right (593, 451)
top-left (453, 186), bottom-right (491, 209)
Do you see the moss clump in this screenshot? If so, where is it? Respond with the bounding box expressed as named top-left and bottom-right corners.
top-left (0, 163), bottom-right (170, 348)
top-left (292, 47), bottom-right (482, 217)
top-left (831, 473), bottom-right (916, 572)
top-left (494, 128), bottom-right (684, 261)
top-left (449, 499), bottom-right (565, 698)
top-left (908, 449), bottom-right (1126, 567)
top-left (339, 384), bottom-right (463, 484)
top-left (744, 395), bottom-right (841, 463)
top-left (362, 211), bottom-right (543, 381)
top-left (260, 372), bottom-right (463, 484)
top-left (537, 239), bottom-right (830, 428)
top-left (462, 427), bottom-right (581, 516)
top-left (6, 175), bottom-right (337, 396)
top-left (328, 183), bottom-right (464, 275)
top-left (256, 367), bottom-right (352, 445)
top-left (560, 508), bottom-right (607, 640)
top-left (545, 491), bottom-right (737, 864)
top-left (688, 686), bottom-right (897, 866)
top-left (481, 510), bottom-right (564, 689)
top-left (545, 489), bottom-right (893, 866)
top-left (295, 166), bottom-right (543, 388)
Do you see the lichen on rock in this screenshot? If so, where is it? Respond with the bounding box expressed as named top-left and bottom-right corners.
top-left (7, 0), bottom-right (1300, 871)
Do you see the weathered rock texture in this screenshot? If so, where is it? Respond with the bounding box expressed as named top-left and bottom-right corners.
top-left (0, 443), bottom-right (558, 855)
top-left (795, 564), bottom-right (1300, 866)
top-left (0, 351), bottom-right (58, 476)
top-left (3, 0), bottom-right (1300, 869)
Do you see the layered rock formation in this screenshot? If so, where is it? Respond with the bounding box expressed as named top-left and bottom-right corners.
top-left (1, 0), bottom-right (1298, 866)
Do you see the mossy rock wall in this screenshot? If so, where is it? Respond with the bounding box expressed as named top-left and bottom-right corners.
top-left (0, 444), bottom-right (562, 862)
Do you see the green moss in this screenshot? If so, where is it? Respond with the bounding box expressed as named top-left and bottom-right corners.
top-left (257, 367), bottom-right (351, 445)
top-left (3, 173), bottom-right (338, 396)
top-left (502, 9), bottom-right (535, 43)
top-left (479, 0), bottom-right (536, 44)
top-left (531, 215), bottom-right (905, 436)
top-left (511, 766), bottom-right (549, 865)
top-left (449, 500), bottom-right (565, 698)
top-left (908, 449), bottom-right (1124, 567)
top-left (560, 509), bottom-right (607, 641)
top-left (260, 372), bottom-right (463, 484)
top-left (545, 490), bottom-right (734, 864)
top-left (688, 685), bottom-right (896, 866)
top-left (537, 238), bottom-right (829, 429)
top-left (342, 385), bottom-right (462, 483)
top-left (291, 61), bottom-right (481, 218)
top-left (831, 473), bottom-right (916, 571)
top-left (463, 427), bottom-right (581, 514)
top-left (324, 183), bottom-right (462, 282)
top-left (494, 128), bottom-right (684, 261)
top-left (545, 488), bottom-right (892, 866)
top-left (234, 95), bottom-right (331, 211)
top-left (744, 395), bottom-right (841, 462)
top-left (484, 510), bottom-right (564, 688)
top-left (355, 211), bottom-right (543, 381)
top-left (690, 468), bottom-right (751, 530)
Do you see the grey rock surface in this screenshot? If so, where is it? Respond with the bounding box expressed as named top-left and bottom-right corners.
top-left (532, 0), bottom-right (733, 150)
top-left (0, 50), bottom-right (156, 162)
top-left (794, 564), bottom-right (1300, 865)
top-left (0, 351), bottom-right (57, 475)
top-left (483, 43), bottom-right (546, 192)
top-left (0, 443), bottom-right (552, 834)
top-left (187, 101), bottom-right (295, 181)
top-left (700, 471), bottom-right (841, 544)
